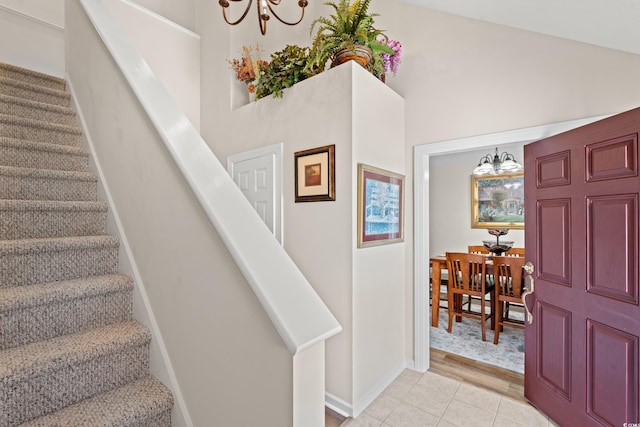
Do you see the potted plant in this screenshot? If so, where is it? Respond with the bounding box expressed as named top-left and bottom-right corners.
top-left (255, 45), bottom-right (322, 99)
top-left (307, 0), bottom-right (396, 77)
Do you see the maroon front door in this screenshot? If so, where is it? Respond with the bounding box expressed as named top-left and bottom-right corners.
top-left (524, 107), bottom-right (640, 426)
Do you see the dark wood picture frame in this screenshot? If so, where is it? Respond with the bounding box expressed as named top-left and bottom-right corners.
top-left (357, 163), bottom-right (405, 248)
top-left (294, 144), bottom-right (335, 202)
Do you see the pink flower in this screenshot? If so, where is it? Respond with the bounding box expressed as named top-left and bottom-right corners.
top-left (380, 39), bottom-right (402, 75)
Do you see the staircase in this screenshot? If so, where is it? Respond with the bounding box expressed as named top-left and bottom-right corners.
top-left (0, 63), bottom-right (173, 426)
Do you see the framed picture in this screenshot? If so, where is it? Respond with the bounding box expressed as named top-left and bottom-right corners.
top-left (294, 145), bottom-right (335, 202)
top-left (471, 173), bottom-right (524, 229)
top-left (357, 164), bottom-right (405, 248)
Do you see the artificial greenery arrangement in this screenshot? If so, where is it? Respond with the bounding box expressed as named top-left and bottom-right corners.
top-left (255, 45), bottom-right (322, 100)
top-left (306, 0), bottom-right (395, 77)
top-left (233, 0), bottom-right (400, 101)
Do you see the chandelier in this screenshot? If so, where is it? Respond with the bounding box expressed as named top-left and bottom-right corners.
top-left (219, 0), bottom-right (309, 35)
top-left (472, 147), bottom-right (523, 176)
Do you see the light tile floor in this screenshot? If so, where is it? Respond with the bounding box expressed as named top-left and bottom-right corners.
top-left (344, 370), bottom-right (559, 427)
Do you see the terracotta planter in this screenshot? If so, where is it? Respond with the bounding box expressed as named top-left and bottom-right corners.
top-left (331, 45), bottom-right (373, 68)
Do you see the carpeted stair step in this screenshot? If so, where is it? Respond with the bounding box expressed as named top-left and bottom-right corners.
top-left (0, 200), bottom-right (108, 239)
top-left (0, 166), bottom-right (97, 200)
top-left (0, 94), bottom-right (77, 126)
top-left (0, 320), bottom-right (151, 426)
top-left (0, 138), bottom-right (89, 172)
top-left (0, 113), bottom-right (82, 146)
top-left (0, 274), bottom-right (133, 350)
top-left (0, 76), bottom-right (70, 107)
top-left (0, 62), bottom-right (66, 92)
top-left (0, 235), bottom-right (120, 288)
top-left (20, 375), bottom-right (173, 427)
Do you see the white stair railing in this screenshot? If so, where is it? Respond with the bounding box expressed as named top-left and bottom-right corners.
top-left (76, 0), bottom-right (341, 356)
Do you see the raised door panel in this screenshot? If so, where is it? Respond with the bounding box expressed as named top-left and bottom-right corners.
top-left (587, 194), bottom-right (639, 304)
top-left (536, 302), bottom-right (572, 400)
top-left (537, 150), bottom-right (571, 188)
top-left (537, 199), bottom-right (571, 286)
top-left (586, 134), bottom-right (638, 182)
top-left (586, 320), bottom-right (639, 426)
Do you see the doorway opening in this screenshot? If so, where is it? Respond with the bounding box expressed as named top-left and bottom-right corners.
top-left (412, 115), bottom-right (609, 373)
top-left (429, 143), bottom-right (526, 373)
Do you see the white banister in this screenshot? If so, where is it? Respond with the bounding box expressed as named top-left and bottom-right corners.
top-left (77, 0), bottom-right (341, 354)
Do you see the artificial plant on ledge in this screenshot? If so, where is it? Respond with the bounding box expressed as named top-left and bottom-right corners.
top-left (255, 45), bottom-right (322, 100)
top-left (235, 0), bottom-right (400, 100)
top-left (306, 0), bottom-right (396, 78)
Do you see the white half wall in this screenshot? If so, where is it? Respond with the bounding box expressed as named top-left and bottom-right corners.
top-left (209, 62), bottom-right (406, 417)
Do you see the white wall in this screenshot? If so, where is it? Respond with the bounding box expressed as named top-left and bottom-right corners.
top-left (128, 0), bottom-right (196, 33)
top-left (103, 0), bottom-right (201, 130)
top-left (0, 0), bottom-right (64, 76)
top-left (198, 0), bottom-right (640, 403)
top-left (371, 1), bottom-right (640, 363)
top-left (429, 143), bottom-right (525, 257)
top-left (352, 73), bottom-right (406, 415)
top-left (0, 0), bottom-right (63, 25)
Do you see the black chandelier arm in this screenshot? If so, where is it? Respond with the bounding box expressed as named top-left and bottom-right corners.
top-left (265, 0), bottom-right (308, 26)
top-left (498, 152), bottom-right (518, 163)
top-left (476, 154), bottom-right (493, 166)
top-left (219, 0), bottom-right (253, 26)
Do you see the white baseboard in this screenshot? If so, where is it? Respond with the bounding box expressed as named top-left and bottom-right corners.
top-left (325, 392), bottom-right (351, 418)
top-left (405, 358), bottom-right (416, 371)
top-left (352, 361), bottom-right (408, 417)
top-left (326, 360), bottom-right (410, 419)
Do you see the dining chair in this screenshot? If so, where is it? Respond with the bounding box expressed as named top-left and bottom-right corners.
top-left (468, 245), bottom-right (494, 294)
top-left (430, 264), bottom-right (449, 311)
top-left (492, 255), bottom-right (526, 345)
top-left (446, 252), bottom-right (495, 341)
top-left (506, 247), bottom-right (525, 257)
top-left (468, 245), bottom-right (490, 255)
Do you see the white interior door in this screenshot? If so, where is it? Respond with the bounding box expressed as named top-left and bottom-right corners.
top-left (227, 144), bottom-right (283, 243)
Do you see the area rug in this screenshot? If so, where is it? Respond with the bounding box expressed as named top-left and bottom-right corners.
top-left (430, 301), bottom-right (524, 374)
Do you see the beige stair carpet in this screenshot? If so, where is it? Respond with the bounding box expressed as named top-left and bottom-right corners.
top-left (0, 61), bottom-right (173, 426)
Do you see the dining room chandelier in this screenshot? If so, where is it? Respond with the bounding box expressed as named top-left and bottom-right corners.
top-left (472, 147), bottom-right (523, 176)
top-left (218, 0), bottom-right (309, 35)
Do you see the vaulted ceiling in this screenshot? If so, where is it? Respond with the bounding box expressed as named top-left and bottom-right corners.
top-left (397, 0), bottom-right (640, 55)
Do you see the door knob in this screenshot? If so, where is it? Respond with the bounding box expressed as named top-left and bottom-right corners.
top-left (522, 261), bottom-right (535, 324)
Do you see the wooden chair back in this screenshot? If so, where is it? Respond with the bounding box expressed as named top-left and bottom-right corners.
top-left (492, 255), bottom-right (526, 344)
top-left (467, 245), bottom-right (490, 255)
top-left (492, 256), bottom-right (525, 300)
top-left (445, 252), bottom-right (494, 341)
top-left (506, 247), bottom-right (525, 257)
top-left (447, 252), bottom-right (488, 294)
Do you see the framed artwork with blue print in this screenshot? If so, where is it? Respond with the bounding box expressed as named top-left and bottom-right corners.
top-left (357, 163), bottom-right (405, 248)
